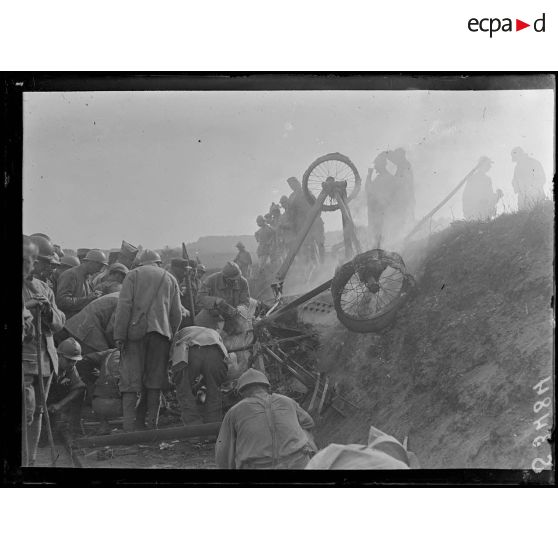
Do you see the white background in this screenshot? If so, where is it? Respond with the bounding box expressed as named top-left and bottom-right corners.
top-left (1, 0), bottom-right (557, 69)
top-left (3, 0), bottom-right (555, 555)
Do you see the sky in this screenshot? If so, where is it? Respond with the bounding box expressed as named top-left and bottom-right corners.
top-left (23, 89), bottom-right (555, 250)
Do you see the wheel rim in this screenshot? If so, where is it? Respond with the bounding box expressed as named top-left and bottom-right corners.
top-left (305, 157), bottom-right (359, 210)
top-left (338, 264), bottom-right (405, 320)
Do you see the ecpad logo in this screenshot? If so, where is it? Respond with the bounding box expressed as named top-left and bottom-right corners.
top-left (468, 13), bottom-right (546, 37)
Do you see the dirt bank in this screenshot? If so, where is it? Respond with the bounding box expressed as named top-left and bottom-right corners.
top-left (313, 202), bottom-right (554, 468)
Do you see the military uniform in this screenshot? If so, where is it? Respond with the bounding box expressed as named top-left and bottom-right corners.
top-left (22, 277), bottom-right (66, 465)
top-left (234, 249), bottom-right (253, 278)
top-left (56, 264), bottom-right (95, 319)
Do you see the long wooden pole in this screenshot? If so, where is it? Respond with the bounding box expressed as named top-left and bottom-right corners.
top-left (403, 163), bottom-right (481, 244)
top-left (72, 421), bottom-right (222, 449)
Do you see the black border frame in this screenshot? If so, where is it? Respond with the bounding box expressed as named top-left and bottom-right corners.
top-left (1, 72), bottom-right (556, 487)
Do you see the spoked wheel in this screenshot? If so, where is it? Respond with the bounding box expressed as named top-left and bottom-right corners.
top-left (331, 249), bottom-right (414, 333)
top-left (302, 152), bottom-right (361, 212)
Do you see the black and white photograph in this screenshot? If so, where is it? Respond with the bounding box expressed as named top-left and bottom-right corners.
top-left (6, 73), bottom-right (555, 481)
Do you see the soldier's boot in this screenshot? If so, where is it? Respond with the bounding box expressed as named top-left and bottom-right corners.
top-left (122, 392), bottom-right (137, 432)
top-left (135, 390), bottom-right (147, 430)
top-left (145, 389), bottom-right (161, 430)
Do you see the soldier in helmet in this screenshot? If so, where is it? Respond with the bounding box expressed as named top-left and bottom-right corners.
top-left (56, 249), bottom-right (107, 319)
top-left (96, 262), bottom-right (129, 295)
top-left (29, 234), bottom-right (59, 289)
top-left (215, 368), bottom-right (316, 469)
top-left (168, 257), bottom-right (198, 326)
top-left (196, 261), bottom-right (250, 334)
top-left (76, 248), bottom-right (90, 264)
top-left (22, 237), bottom-right (66, 465)
top-left (52, 255), bottom-right (80, 293)
top-left (113, 249), bottom-right (183, 431)
top-left (46, 338), bottom-right (86, 440)
top-left (254, 215), bottom-right (276, 268)
top-left (233, 241), bottom-right (253, 278)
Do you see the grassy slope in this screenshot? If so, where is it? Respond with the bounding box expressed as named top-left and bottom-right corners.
top-left (314, 202), bottom-right (554, 468)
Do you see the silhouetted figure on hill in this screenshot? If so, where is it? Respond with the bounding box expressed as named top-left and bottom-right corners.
top-left (462, 156), bottom-right (503, 220)
top-left (511, 147), bottom-right (546, 210)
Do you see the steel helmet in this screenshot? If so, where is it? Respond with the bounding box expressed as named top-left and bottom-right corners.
top-left (83, 249), bottom-right (108, 264)
top-left (77, 248), bottom-right (91, 260)
top-left (60, 255), bottom-right (80, 269)
top-left (50, 253), bottom-right (61, 267)
top-left (139, 249), bottom-right (162, 265)
top-left (279, 195), bottom-right (289, 205)
top-left (108, 262), bottom-right (129, 275)
top-left (30, 235), bottom-right (56, 262)
top-left (31, 233), bottom-right (51, 241)
top-left (197, 264), bottom-right (206, 274)
top-left (57, 337), bottom-right (83, 361)
top-left (236, 368), bottom-right (270, 392)
top-left (222, 261), bottom-right (241, 279)
top-left (235, 241), bottom-right (245, 249)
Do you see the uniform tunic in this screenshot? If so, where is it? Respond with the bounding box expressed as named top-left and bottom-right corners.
top-left (215, 392), bottom-right (315, 469)
top-left (64, 292), bottom-right (119, 353)
top-left (56, 264), bottom-right (94, 319)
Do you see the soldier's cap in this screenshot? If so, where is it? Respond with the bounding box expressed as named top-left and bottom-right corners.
top-left (108, 262), bottom-right (129, 275)
top-left (171, 257), bottom-right (188, 267)
top-left (236, 368), bottom-right (270, 392)
top-left (57, 337), bottom-right (83, 361)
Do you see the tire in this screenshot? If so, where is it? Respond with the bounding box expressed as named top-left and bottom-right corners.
top-left (302, 152), bottom-right (361, 212)
top-left (331, 252), bottom-right (413, 333)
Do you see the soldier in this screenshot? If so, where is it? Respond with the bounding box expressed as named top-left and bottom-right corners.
top-left (168, 257), bottom-right (198, 325)
top-left (56, 249), bottom-right (107, 319)
top-left (278, 195), bottom-right (296, 256)
top-left (96, 262), bottom-right (129, 294)
top-left (215, 368), bottom-right (316, 469)
top-left (511, 147), bottom-right (546, 210)
top-left (113, 250), bottom-right (182, 431)
top-left (254, 215), bottom-right (276, 268)
top-left (286, 177), bottom-right (324, 263)
top-left (233, 241), bottom-right (253, 278)
top-left (170, 326), bottom-right (229, 425)
top-left (58, 291), bottom-right (121, 401)
top-left (29, 235), bottom-right (60, 289)
top-left (365, 151), bottom-right (399, 248)
top-left (195, 262), bottom-right (250, 336)
top-left (76, 248), bottom-right (91, 263)
top-left (46, 338), bottom-right (86, 441)
top-left (462, 156), bottom-right (503, 220)
top-left (388, 148), bottom-right (416, 227)
top-left (22, 239), bottom-right (66, 465)
top-left (306, 425), bottom-right (420, 469)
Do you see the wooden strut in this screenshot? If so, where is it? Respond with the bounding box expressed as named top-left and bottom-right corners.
top-left (72, 421), bottom-right (222, 449)
top-left (403, 162), bottom-right (481, 244)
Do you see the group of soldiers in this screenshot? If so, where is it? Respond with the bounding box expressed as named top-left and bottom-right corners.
top-left (365, 146), bottom-right (547, 249)
top-left (251, 176), bottom-right (325, 278)
top-left (22, 232), bottom-right (330, 469)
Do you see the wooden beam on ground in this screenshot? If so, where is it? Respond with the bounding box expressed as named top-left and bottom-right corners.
top-left (72, 422), bottom-right (222, 449)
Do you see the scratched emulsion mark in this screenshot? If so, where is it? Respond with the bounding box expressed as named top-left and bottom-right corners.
top-left (530, 375), bottom-right (553, 473)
